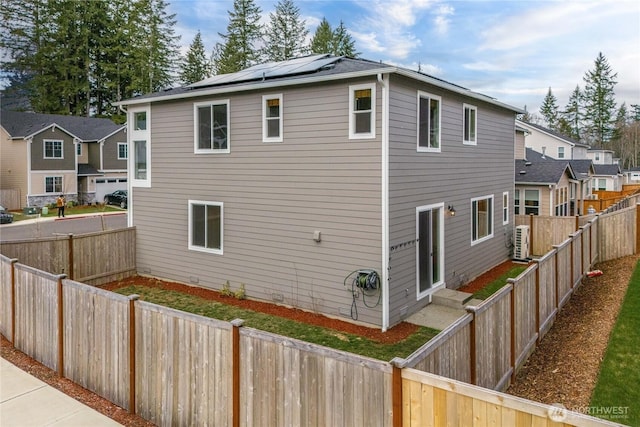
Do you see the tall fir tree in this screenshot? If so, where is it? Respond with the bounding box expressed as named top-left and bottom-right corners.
top-left (213, 0), bottom-right (263, 74)
top-left (262, 0), bottom-right (309, 62)
top-left (562, 85), bottom-right (583, 140)
top-left (180, 31), bottom-right (212, 84)
top-left (310, 18), bottom-right (359, 57)
top-left (332, 21), bottom-right (358, 57)
top-left (539, 87), bottom-right (559, 130)
top-left (310, 18), bottom-right (333, 54)
top-left (582, 52), bottom-right (617, 147)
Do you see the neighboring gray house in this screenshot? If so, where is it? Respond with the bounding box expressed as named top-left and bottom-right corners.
top-left (0, 111), bottom-right (126, 206)
top-left (116, 55), bottom-right (521, 330)
top-left (517, 119), bottom-right (590, 160)
top-left (592, 164), bottom-right (623, 191)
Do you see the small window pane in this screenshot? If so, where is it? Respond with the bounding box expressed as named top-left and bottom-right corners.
top-left (198, 106), bottom-right (212, 150)
top-left (267, 119), bottom-right (279, 138)
top-left (206, 205), bottom-right (221, 249)
top-left (134, 140), bottom-right (147, 180)
top-left (134, 112), bottom-right (147, 130)
top-left (354, 89), bottom-right (371, 111)
top-left (429, 98), bottom-right (439, 148)
top-left (355, 112), bottom-right (371, 134)
top-left (192, 204), bottom-right (206, 247)
top-left (213, 104), bottom-right (227, 150)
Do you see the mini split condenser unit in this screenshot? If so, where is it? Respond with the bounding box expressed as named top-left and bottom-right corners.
top-left (514, 225), bottom-right (530, 260)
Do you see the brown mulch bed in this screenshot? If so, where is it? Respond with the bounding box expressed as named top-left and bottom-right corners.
top-left (458, 259), bottom-right (530, 294)
top-left (2, 255), bottom-right (634, 425)
top-left (507, 253), bottom-right (639, 410)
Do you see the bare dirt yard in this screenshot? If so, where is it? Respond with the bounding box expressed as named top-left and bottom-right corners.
top-left (2, 254), bottom-right (636, 425)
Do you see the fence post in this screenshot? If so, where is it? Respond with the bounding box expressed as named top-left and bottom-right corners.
top-left (552, 245), bottom-right (561, 310)
top-left (67, 233), bottom-right (74, 280)
top-left (534, 260), bottom-right (541, 343)
top-left (56, 274), bottom-right (67, 377)
top-left (508, 280), bottom-right (516, 383)
top-left (231, 319), bottom-right (244, 427)
top-left (466, 306), bottom-right (477, 385)
top-left (10, 258), bottom-right (17, 344)
top-left (529, 214), bottom-right (534, 254)
top-left (575, 215), bottom-right (579, 232)
top-left (128, 294), bottom-right (139, 414)
top-left (636, 204), bottom-right (640, 254)
top-left (390, 357), bottom-right (406, 427)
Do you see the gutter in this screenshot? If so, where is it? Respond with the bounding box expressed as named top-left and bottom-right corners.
top-left (378, 72), bottom-right (390, 332)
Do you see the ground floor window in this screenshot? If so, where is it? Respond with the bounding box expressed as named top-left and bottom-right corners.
top-left (45, 176), bottom-right (63, 193)
top-left (524, 189), bottom-right (540, 215)
top-left (471, 195), bottom-right (493, 244)
top-left (188, 200), bottom-right (223, 254)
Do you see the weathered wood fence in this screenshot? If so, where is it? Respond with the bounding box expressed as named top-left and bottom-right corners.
top-left (0, 227), bottom-right (136, 285)
top-left (0, 253), bottom-right (620, 426)
top-left (0, 189), bottom-right (21, 210)
top-left (400, 203), bottom-right (636, 395)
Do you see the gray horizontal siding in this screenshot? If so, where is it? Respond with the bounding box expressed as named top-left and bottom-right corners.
top-left (102, 129), bottom-right (127, 170)
top-left (387, 75), bottom-right (515, 326)
top-left (133, 80), bottom-right (385, 326)
top-left (30, 128), bottom-right (76, 171)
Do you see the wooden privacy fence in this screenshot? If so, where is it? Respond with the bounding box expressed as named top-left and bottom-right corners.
top-left (0, 254), bottom-right (619, 427)
top-left (0, 189), bottom-right (21, 210)
top-left (402, 217), bottom-right (600, 392)
top-left (0, 227), bottom-right (136, 285)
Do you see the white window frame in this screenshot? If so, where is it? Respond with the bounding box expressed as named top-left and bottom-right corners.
top-left (44, 139), bottom-right (64, 159)
top-left (76, 142), bottom-right (82, 156)
top-left (524, 189), bottom-right (540, 215)
top-left (188, 200), bottom-right (224, 255)
top-left (471, 194), bottom-right (494, 245)
top-left (349, 83), bottom-right (376, 139)
top-left (558, 146), bottom-right (565, 159)
top-left (502, 191), bottom-right (509, 225)
top-left (417, 91), bottom-right (441, 152)
top-left (262, 94), bottom-right (283, 143)
top-left (117, 142), bottom-right (128, 160)
top-left (463, 104), bottom-right (477, 145)
top-left (129, 104), bottom-right (151, 188)
top-left (45, 176), bottom-right (63, 193)
top-left (194, 100), bottom-right (230, 154)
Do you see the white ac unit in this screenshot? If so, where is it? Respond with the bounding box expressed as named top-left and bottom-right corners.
top-left (514, 225), bottom-right (530, 260)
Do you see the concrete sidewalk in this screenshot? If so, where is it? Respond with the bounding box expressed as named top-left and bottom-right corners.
top-left (0, 357), bottom-right (122, 427)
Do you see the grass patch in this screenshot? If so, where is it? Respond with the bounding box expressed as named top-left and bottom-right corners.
top-left (11, 204), bottom-right (122, 222)
top-left (590, 260), bottom-right (640, 425)
top-left (113, 285), bottom-right (439, 361)
top-left (472, 265), bottom-right (528, 300)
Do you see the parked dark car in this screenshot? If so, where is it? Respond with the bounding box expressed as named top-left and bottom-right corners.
top-left (0, 205), bottom-right (14, 224)
top-left (104, 190), bottom-right (128, 208)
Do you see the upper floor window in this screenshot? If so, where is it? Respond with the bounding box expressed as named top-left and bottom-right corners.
top-left (194, 100), bottom-right (230, 153)
top-left (502, 191), bottom-right (509, 224)
top-left (558, 146), bottom-right (565, 159)
top-left (44, 140), bottom-right (63, 159)
top-left (463, 104), bottom-right (477, 145)
top-left (349, 84), bottom-right (375, 139)
top-left (118, 142), bottom-right (128, 160)
top-left (471, 195), bottom-right (493, 244)
top-left (129, 105), bottom-right (151, 187)
top-left (514, 189), bottom-right (521, 215)
top-left (417, 91), bottom-right (441, 152)
top-left (76, 142), bottom-right (82, 156)
top-left (263, 94), bottom-right (283, 142)
top-left (45, 176), bottom-right (63, 193)
top-left (189, 200), bottom-right (223, 254)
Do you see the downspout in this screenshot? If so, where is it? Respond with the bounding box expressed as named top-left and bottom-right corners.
top-left (378, 73), bottom-right (390, 332)
top-left (26, 138), bottom-right (32, 206)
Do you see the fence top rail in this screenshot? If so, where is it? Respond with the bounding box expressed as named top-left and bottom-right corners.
top-left (533, 247), bottom-right (557, 263)
top-left (402, 368), bottom-right (622, 427)
top-left (14, 262), bottom-right (65, 281)
top-left (466, 282), bottom-right (513, 315)
top-left (137, 299), bottom-right (233, 331)
top-left (0, 254), bottom-right (18, 264)
top-left (552, 237), bottom-right (572, 252)
top-left (402, 312), bottom-right (473, 368)
top-left (599, 203), bottom-right (635, 219)
top-left (0, 234), bottom-right (72, 245)
top-left (64, 279), bottom-right (131, 303)
top-left (240, 326), bottom-right (393, 373)
top-left (72, 226), bottom-right (136, 241)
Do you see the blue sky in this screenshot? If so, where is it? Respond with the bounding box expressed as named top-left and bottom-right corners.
top-left (169, 0), bottom-right (640, 115)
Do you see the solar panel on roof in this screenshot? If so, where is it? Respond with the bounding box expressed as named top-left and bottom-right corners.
top-left (188, 54), bottom-right (339, 88)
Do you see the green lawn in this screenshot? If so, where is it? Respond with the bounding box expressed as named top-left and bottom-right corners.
top-left (11, 204), bottom-right (123, 222)
top-left (113, 285), bottom-right (439, 361)
top-left (471, 265), bottom-right (528, 300)
top-left (590, 260), bottom-right (640, 425)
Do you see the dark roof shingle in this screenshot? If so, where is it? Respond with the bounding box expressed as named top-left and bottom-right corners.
top-left (1, 111), bottom-right (123, 141)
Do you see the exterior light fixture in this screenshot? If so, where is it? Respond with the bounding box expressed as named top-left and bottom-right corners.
top-left (447, 205), bottom-right (456, 217)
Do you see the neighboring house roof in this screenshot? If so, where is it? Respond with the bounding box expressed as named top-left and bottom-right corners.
top-left (516, 148), bottom-right (576, 185)
top-left (593, 164), bottom-right (622, 176)
top-left (516, 119), bottom-right (589, 149)
top-left (568, 159), bottom-right (595, 182)
top-left (1, 110), bottom-right (124, 142)
top-left (117, 54), bottom-right (523, 113)
top-left (77, 163), bottom-right (103, 176)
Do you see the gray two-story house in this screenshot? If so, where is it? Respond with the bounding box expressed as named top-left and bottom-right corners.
top-left (116, 55), bottom-right (521, 330)
top-left (0, 111), bottom-right (126, 207)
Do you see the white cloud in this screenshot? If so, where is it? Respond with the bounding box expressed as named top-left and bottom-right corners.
top-left (433, 4), bottom-right (454, 36)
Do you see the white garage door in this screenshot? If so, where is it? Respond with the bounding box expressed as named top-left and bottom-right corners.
top-left (96, 178), bottom-right (127, 202)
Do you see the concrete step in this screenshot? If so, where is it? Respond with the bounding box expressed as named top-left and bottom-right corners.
top-left (432, 288), bottom-right (474, 309)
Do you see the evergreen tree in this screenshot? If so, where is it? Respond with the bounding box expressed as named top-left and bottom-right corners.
top-left (539, 87), bottom-right (559, 130)
top-left (213, 0), bottom-right (263, 74)
top-left (310, 18), bottom-right (333, 54)
top-left (262, 0), bottom-right (309, 62)
top-left (332, 20), bottom-right (358, 57)
top-left (562, 85), bottom-right (582, 140)
top-left (582, 52), bottom-right (617, 147)
top-left (180, 31), bottom-right (212, 84)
